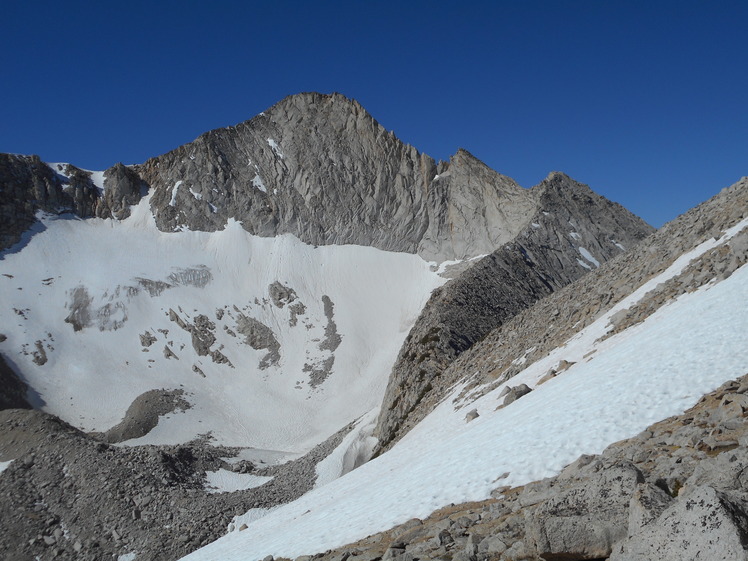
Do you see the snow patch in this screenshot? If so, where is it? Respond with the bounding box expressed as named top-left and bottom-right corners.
top-left (578, 247), bottom-right (600, 267)
top-left (315, 409), bottom-right (379, 488)
top-left (89, 170), bottom-right (106, 190)
top-left (204, 469), bottom-right (273, 494)
top-left (189, 187), bottom-right (203, 201)
top-left (577, 258), bottom-right (592, 270)
top-left (0, 460), bottom-right (13, 474)
top-left (569, 232), bottom-right (581, 240)
top-left (169, 181), bottom-right (183, 206)
top-left (252, 175), bottom-right (267, 193)
top-left (267, 138), bottom-right (285, 159)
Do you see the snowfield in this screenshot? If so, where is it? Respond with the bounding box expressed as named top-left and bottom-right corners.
top-left (0, 193), bottom-right (446, 459)
top-left (181, 229), bottom-right (748, 561)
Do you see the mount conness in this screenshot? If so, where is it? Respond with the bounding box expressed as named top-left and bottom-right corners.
top-left (2, 93), bottom-right (744, 561)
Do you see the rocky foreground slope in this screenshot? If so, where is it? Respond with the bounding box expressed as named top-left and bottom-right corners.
top-left (0, 404), bottom-right (358, 561)
top-left (278, 373), bottom-right (748, 561)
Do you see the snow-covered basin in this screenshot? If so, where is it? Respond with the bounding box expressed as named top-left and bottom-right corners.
top-left (0, 193), bottom-right (446, 454)
top-left (183, 245), bottom-right (748, 561)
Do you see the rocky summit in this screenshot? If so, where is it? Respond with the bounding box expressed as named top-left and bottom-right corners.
top-left (0, 92), bottom-right (745, 561)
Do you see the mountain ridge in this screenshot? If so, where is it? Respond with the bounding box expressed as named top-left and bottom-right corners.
top-left (2, 92), bottom-right (647, 262)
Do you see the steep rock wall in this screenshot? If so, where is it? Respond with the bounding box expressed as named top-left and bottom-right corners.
top-left (373, 172), bottom-right (654, 452)
top-left (138, 93), bottom-right (536, 262)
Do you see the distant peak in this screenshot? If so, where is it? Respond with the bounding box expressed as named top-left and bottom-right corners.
top-left (538, 171), bottom-right (591, 191)
top-left (264, 91), bottom-right (366, 118)
top-left (451, 147), bottom-right (481, 163)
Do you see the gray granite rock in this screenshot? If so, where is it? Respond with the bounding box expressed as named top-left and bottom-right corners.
top-left (610, 486), bottom-right (748, 561)
top-left (138, 93), bottom-right (537, 262)
top-left (525, 461), bottom-right (643, 560)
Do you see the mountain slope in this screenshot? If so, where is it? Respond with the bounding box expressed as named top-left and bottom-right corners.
top-left (374, 172), bottom-right (652, 452)
top-left (180, 178), bottom-right (748, 561)
top-left (0, 196), bottom-right (445, 453)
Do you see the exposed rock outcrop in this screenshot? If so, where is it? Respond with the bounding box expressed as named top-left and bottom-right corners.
top-left (98, 162), bottom-right (145, 220)
top-left (96, 389), bottom-right (191, 444)
top-left (0, 354), bottom-right (31, 410)
top-left (0, 154), bottom-right (145, 251)
top-left (235, 312), bottom-right (281, 369)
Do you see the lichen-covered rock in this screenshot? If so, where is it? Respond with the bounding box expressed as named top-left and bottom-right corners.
top-left (610, 486), bottom-right (748, 561)
top-left (525, 461), bottom-right (644, 560)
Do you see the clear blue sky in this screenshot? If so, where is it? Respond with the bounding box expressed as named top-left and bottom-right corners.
top-left (1, 1), bottom-right (746, 227)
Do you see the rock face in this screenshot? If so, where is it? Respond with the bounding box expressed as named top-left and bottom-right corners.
top-left (0, 354), bottom-right (31, 410)
top-left (0, 154), bottom-right (145, 251)
top-left (373, 172), bottom-right (653, 452)
top-left (99, 162), bottom-right (145, 220)
top-left (2, 94), bottom-right (648, 265)
top-left (138, 93), bottom-right (538, 262)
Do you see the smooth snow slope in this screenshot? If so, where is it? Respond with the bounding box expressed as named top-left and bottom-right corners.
top-left (182, 238), bottom-right (748, 561)
top-left (0, 193), bottom-right (446, 456)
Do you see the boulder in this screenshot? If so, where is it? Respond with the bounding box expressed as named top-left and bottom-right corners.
top-left (500, 384), bottom-right (533, 408)
top-left (525, 461), bottom-right (643, 560)
top-left (610, 486), bottom-right (748, 561)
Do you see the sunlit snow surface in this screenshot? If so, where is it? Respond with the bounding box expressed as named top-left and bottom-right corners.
top-left (0, 194), bottom-right (445, 456)
top-left (183, 228), bottom-right (748, 561)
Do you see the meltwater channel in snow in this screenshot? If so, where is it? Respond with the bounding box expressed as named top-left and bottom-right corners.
top-left (183, 258), bottom-right (748, 561)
